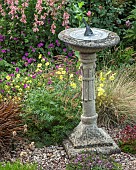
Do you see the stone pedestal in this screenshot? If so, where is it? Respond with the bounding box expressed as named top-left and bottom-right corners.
top-left (63, 52), bottom-right (120, 157)
top-left (58, 28), bottom-right (120, 158)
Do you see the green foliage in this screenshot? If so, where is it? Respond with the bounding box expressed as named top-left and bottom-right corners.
top-left (66, 151), bottom-right (122, 170)
top-left (96, 45), bottom-right (135, 70)
top-left (124, 6), bottom-right (136, 48)
top-left (85, 0), bottom-right (135, 38)
top-left (22, 72), bottom-right (81, 146)
top-left (0, 161), bottom-right (38, 170)
top-left (68, 1), bottom-right (87, 27)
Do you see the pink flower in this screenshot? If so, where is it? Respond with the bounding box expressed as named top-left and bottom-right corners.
top-left (87, 11), bottom-right (91, 17)
top-left (62, 12), bottom-right (70, 28)
top-left (51, 23), bottom-right (56, 34)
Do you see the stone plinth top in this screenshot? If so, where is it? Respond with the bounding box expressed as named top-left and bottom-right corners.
top-left (58, 28), bottom-right (120, 53)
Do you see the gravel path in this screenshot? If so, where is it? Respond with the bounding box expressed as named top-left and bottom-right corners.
top-left (0, 128), bottom-right (136, 170)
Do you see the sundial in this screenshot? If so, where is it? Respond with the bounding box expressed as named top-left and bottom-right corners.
top-left (58, 18), bottom-right (120, 157)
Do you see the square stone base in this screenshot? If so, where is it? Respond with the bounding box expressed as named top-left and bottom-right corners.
top-left (63, 123), bottom-right (120, 158)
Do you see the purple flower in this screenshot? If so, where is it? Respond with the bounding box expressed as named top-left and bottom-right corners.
top-left (48, 51), bottom-right (51, 55)
top-left (126, 20), bottom-right (131, 27)
top-left (0, 35), bottom-right (5, 42)
top-left (0, 58), bottom-right (2, 61)
top-left (1, 89), bottom-right (4, 93)
top-left (15, 67), bottom-right (19, 73)
top-left (32, 48), bottom-right (35, 52)
top-left (25, 52), bottom-right (29, 56)
top-left (22, 56), bottom-right (26, 60)
top-left (11, 62), bottom-right (16, 65)
top-left (28, 58), bottom-right (33, 64)
top-left (68, 52), bottom-right (73, 57)
top-left (48, 43), bottom-right (54, 48)
top-left (1, 49), bottom-right (6, 53)
top-left (24, 84), bottom-right (28, 88)
top-left (37, 42), bottom-right (44, 48)
top-left (47, 79), bottom-right (52, 85)
top-left (9, 74), bottom-right (14, 77)
top-left (56, 40), bottom-right (59, 43)
top-left (6, 82), bottom-right (10, 85)
top-left (63, 48), bottom-right (67, 52)
top-left (13, 37), bottom-right (18, 41)
top-left (32, 74), bottom-right (36, 79)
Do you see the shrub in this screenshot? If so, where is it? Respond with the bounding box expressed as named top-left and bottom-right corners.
top-left (0, 160), bottom-right (38, 170)
top-left (0, 99), bottom-right (24, 150)
top-left (0, 0), bottom-right (74, 64)
top-left (116, 125), bottom-right (136, 154)
top-left (66, 151), bottom-right (122, 170)
top-left (96, 45), bottom-right (135, 70)
top-left (87, 0), bottom-right (135, 37)
top-left (21, 66), bottom-right (81, 146)
top-left (124, 6), bottom-right (136, 49)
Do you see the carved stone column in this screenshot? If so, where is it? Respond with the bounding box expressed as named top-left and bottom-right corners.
top-left (80, 53), bottom-right (97, 126)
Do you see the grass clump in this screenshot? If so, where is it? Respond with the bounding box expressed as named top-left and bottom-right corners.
top-left (96, 67), bottom-right (136, 127)
top-left (0, 160), bottom-right (38, 170)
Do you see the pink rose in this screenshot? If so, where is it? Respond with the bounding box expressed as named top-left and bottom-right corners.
top-left (87, 11), bottom-right (91, 17)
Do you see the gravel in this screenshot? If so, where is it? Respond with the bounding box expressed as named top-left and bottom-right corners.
top-left (0, 128), bottom-right (136, 170)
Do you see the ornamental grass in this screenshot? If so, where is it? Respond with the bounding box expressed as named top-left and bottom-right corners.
top-left (96, 66), bottom-right (136, 127)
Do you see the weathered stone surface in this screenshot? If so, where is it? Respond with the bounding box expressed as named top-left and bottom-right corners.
top-left (58, 27), bottom-right (120, 157)
top-left (58, 28), bottom-right (120, 53)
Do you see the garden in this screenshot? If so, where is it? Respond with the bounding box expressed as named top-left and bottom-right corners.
top-left (0, 0), bottom-right (136, 169)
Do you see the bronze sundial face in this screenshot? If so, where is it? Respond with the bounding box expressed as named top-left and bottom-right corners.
top-left (70, 28), bottom-right (109, 41)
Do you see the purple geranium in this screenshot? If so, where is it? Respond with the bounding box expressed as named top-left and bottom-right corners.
top-left (15, 67), bottom-right (19, 73)
top-left (48, 51), bottom-right (51, 55)
top-left (25, 52), bottom-right (29, 56)
top-left (37, 42), bottom-right (44, 48)
top-left (1, 49), bottom-right (6, 53)
top-left (0, 34), bottom-right (5, 42)
top-left (48, 43), bottom-right (54, 48)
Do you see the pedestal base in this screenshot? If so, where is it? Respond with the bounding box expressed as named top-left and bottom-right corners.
top-left (63, 122), bottom-right (120, 158)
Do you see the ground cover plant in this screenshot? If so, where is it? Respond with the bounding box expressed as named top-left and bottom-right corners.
top-left (116, 125), bottom-right (136, 154)
top-left (66, 152), bottom-right (122, 170)
top-left (0, 160), bottom-right (38, 170)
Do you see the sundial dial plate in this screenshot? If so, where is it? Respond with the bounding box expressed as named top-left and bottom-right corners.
top-left (70, 28), bottom-right (109, 41)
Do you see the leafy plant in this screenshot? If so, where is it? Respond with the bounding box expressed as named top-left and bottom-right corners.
top-left (22, 67), bottom-right (81, 146)
top-left (96, 45), bottom-right (135, 71)
top-left (124, 6), bottom-right (136, 48)
top-left (66, 151), bottom-right (122, 170)
top-left (0, 160), bottom-right (38, 170)
top-left (116, 125), bottom-right (136, 154)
